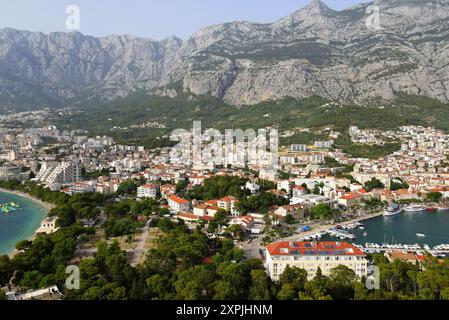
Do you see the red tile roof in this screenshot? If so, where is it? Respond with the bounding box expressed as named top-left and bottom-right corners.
top-left (266, 241), bottom-right (365, 256)
top-left (219, 196), bottom-right (238, 202)
top-left (140, 184), bottom-right (158, 189)
top-left (340, 192), bottom-right (363, 200)
top-left (205, 199), bottom-right (218, 206)
top-left (169, 195), bottom-right (189, 205)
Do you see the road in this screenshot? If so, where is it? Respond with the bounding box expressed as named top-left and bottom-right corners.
top-left (241, 236), bottom-right (264, 260)
top-left (129, 219), bottom-right (152, 267)
top-left (75, 218), bottom-right (152, 265)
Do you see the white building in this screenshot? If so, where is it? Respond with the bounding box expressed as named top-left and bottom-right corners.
top-left (0, 165), bottom-right (24, 181)
top-left (36, 217), bottom-right (59, 235)
top-left (35, 161), bottom-right (82, 190)
top-left (292, 185), bottom-right (307, 198)
top-left (314, 140), bottom-right (334, 149)
top-left (245, 181), bottom-right (260, 194)
top-left (64, 182), bottom-right (96, 195)
top-left (290, 194), bottom-right (336, 208)
top-left (277, 180), bottom-right (294, 194)
top-left (265, 241), bottom-right (368, 281)
top-left (137, 184), bottom-right (159, 199)
top-left (168, 195), bottom-right (190, 213)
top-left (290, 144), bottom-right (308, 152)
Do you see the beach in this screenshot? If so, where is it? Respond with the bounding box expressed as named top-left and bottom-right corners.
top-left (0, 188), bottom-right (55, 210)
top-left (0, 189), bottom-right (52, 256)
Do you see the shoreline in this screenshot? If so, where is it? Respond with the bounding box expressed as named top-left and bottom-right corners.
top-left (281, 210), bottom-right (384, 241)
top-left (0, 188), bottom-right (55, 211)
top-left (0, 188), bottom-right (54, 258)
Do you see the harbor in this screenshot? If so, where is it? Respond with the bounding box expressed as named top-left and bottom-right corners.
top-left (282, 206), bottom-right (449, 259)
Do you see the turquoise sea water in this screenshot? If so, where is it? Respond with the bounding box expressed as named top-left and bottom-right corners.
top-left (0, 191), bottom-right (47, 255)
top-left (323, 211), bottom-right (449, 247)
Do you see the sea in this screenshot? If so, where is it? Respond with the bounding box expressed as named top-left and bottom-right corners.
top-left (0, 191), bottom-right (48, 256)
top-left (322, 210), bottom-right (449, 247)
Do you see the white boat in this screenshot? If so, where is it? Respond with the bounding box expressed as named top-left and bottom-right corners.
top-left (416, 233), bottom-right (426, 237)
top-left (403, 205), bottom-right (426, 213)
top-left (436, 206), bottom-right (449, 212)
top-left (384, 204), bottom-right (401, 216)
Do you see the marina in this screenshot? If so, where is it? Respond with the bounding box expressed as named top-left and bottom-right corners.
top-left (288, 208), bottom-right (449, 257)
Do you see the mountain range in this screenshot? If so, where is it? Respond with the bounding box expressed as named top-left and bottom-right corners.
top-left (1, 0), bottom-right (449, 111)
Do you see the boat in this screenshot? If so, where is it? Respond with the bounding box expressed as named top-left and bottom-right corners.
top-left (436, 206), bottom-right (449, 212)
top-left (416, 233), bottom-right (426, 237)
top-left (403, 205), bottom-right (426, 212)
top-left (384, 203), bottom-right (401, 216)
top-left (328, 228), bottom-right (357, 240)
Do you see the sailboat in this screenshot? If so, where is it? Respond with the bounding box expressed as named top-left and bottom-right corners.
top-left (416, 233), bottom-right (426, 238)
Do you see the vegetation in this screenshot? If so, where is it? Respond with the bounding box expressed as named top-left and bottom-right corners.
top-left (362, 198), bottom-right (384, 209)
top-left (1, 167), bottom-right (449, 301)
top-left (427, 192), bottom-right (443, 203)
top-left (185, 176), bottom-right (248, 201)
top-left (364, 178), bottom-right (385, 192)
top-left (390, 177), bottom-right (409, 191)
top-left (236, 192), bottom-right (289, 214)
top-left (55, 92), bottom-right (449, 155)
top-left (309, 204), bottom-right (339, 221)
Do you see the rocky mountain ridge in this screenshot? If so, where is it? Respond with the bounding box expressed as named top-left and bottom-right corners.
top-left (1, 0), bottom-right (449, 109)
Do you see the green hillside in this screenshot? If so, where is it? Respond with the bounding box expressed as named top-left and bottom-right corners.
top-left (55, 92), bottom-right (449, 156)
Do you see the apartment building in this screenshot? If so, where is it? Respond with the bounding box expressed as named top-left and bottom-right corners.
top-left (277, 180), bottom-right (294, 194)
top-left (0, 165), bottom-right (25, 181)
top-left (35, 161), bottom-right (81, 190)
top-left (292, 185), bottom-right (307, 198)
top-left (217, 196), bottom-right (240, 216)
top-left (265, 241), bottom-right (368, 281)
top-left (168, 195), bottom-right (190, 213)
top-left (64, 182), bottom-right (95, 195)
top-left (193, 203), bottom-right (220, 217)
top-left (137, 184), bottom-right (159, 199)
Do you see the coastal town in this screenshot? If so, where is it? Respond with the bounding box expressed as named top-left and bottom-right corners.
top-left (1, 117), bottom-right (449, 300)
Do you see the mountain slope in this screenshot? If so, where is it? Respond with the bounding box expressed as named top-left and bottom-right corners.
top-left (1, 0), bottom-right (449, 110)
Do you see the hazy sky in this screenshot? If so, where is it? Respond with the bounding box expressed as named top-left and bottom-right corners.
top-left (0, 0), bottom-right (368, 40)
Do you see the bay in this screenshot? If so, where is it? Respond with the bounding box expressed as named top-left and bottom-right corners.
top-left (0, 191), bottom-right (47, 255)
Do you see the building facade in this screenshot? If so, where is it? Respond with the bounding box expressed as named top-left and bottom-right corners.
top-left (137, 184), bottom-right (159, 199)
top-left (265, 241), bottom-right (368, 281)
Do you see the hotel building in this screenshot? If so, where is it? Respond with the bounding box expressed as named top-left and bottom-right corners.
top-left (265, 241), bottom-right (368, 281)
